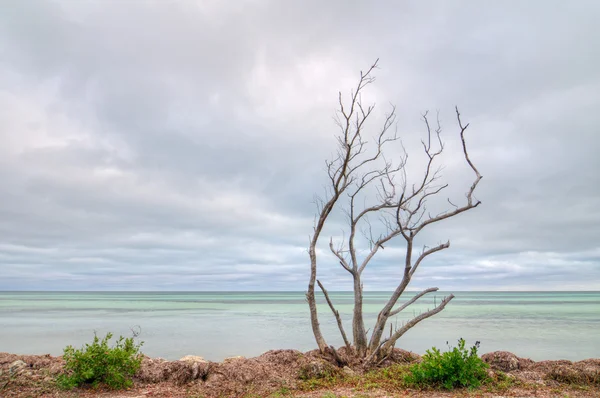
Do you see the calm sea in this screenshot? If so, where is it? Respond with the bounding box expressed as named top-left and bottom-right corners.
top-left (0, 291), bottom-right (598, 361)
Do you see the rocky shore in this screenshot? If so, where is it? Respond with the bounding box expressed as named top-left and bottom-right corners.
top-left (1, 349), bottom-right (599, 397)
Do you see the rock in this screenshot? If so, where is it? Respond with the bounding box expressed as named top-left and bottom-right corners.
top-left (224, 356), bottom-right (246, 362)
top-left (179, 355), bottom-right (207, 363)
top-left (9, 360), bottom-right (27, 375)
top-left (178, 355), bottom-right (211, 381)
top-left (342, 366), bottom-right (356, 377)
top-left (192, 361), bottom-right (212, 381)
top-left (191, 362), bottom-right (199, 379)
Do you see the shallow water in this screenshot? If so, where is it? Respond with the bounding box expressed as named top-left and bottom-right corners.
top-left (0, 291), bottom-right (598, 361)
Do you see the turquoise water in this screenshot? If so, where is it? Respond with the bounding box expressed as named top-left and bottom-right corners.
top-left (0, 291), bottom-right (598, 361)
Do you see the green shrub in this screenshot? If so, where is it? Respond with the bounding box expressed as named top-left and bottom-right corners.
top-left (405, 338), bottom-right (489, 390)
top-left (56, 332), bottom-right (144, 390)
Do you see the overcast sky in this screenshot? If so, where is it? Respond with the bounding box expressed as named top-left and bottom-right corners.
top-left (1, 0), bottom-right (599, 291)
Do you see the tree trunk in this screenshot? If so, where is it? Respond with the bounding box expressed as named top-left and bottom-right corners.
top-left (308, 247), bottom-right (328, 352)
top-left (352, 274), bottom-right (368, 355)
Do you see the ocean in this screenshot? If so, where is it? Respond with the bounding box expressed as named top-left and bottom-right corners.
top-left (0, 291), bottom-right (598, 361)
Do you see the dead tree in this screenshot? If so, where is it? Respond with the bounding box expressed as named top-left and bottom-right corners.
top-left (306, 59), bottom-right (482, 363)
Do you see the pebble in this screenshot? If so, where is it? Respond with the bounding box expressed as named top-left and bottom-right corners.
top-left (9, 360), bottom-right (27, 376)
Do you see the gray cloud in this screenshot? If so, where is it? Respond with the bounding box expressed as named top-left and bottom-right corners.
top-left (0, 0), bottom-right (598, 291)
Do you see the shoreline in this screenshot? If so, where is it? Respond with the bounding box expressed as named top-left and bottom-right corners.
top-left (1, 349), bottom-right (599, 397)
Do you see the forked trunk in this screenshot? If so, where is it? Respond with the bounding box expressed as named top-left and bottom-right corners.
top-left (368, 276), bottom-right (410, 352)
top-left (352, 274), bottom-right (368, 355)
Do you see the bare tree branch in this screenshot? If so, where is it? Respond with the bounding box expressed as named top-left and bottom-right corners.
top-left (410, 108), bottom-right (482, 236)
top-left (329, 237), bottom-right (353, 274)
top-left (410, 243), bottom-right (450, 278)
top-left (358, 228), bottom-right (403, 275)
top-left (318, 280), bottom-right (351, 350)
top-left (364, 337), bottom-right (389, 365)
top-left (456, 107), bottom-right (482, 206)
top-left (381, 294), bottom-right (455, 353)
top-left (389, 287), bottom-right (439, 317)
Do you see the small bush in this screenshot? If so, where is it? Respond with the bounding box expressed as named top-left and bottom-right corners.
top-left (57, 332), bottom-right (143, 390)
top-left (405, 338), bottom-right (489, 390)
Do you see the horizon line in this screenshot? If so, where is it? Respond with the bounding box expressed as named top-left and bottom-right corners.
top-left (1, 290), bottom-right (598, 293)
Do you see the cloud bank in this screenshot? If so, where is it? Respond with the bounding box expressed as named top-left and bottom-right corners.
top-left (1, 0), bottom-right (599, 290)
